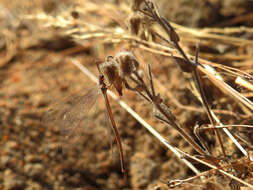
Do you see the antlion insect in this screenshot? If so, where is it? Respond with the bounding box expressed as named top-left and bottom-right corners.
top-left (43, 51), bottom-right (140, 174)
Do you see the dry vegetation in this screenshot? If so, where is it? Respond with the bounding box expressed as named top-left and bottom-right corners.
top-left (0, 0), bottom-right (253, 190)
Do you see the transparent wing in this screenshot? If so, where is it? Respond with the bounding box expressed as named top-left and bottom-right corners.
top-left (42, 87), bottom-right (101, 146)
top-left (104, 105), bottom-right (117, 161)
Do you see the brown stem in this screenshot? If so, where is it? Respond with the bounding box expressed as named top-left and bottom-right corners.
top-left (142, 0), bottom-right (226, 156)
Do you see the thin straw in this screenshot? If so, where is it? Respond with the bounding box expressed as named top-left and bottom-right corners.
top-left (72, 59), bottom-right (200, 175)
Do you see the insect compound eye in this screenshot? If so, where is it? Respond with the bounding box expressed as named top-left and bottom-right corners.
top-left (114, 51), bottom-right (139, 78)
top-left (106, 55), bottom-right (114, 62)
top-left (106, 65), bottom-right (118, 84)
top-left (99, 58), bottom-right (120, 85)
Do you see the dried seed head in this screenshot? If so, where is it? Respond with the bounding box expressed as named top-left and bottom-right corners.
top-left (127, 11), bottom-right (155, 40)
top-left (114, 51), bottom-right (139, 78)
top-left (71, 10), bottom-right (79, 19)
top-left (152, 102), bottom-right (176, 123)
top-left (42, 0), bottom-right (57, 14)
top-left (127, 12), bottom-right (142, 36)
top-left (130, 0), bottom-right (145, 11)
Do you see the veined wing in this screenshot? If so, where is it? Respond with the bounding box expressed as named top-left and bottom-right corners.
top-left (42, 87), bottom-right (101, 141)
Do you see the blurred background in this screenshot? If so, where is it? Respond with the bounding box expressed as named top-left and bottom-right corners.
top-left (0, 0), bottom-right (253, 189)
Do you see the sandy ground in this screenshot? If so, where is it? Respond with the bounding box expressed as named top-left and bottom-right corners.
top-left (0, 0), bottom-right (253, 190)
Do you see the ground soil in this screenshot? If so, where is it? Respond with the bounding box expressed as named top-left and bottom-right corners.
top-left (0, 0), bottom-right (253, 190)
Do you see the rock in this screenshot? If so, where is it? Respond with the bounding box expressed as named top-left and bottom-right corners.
top-left (24, 155), bottom-right (42, 163)
top-left (3, 169), bottom-right (25, 190)
top-left (25, 180), bottom-right (42, 190)
top-left (5, 141), bottom-right (18, 151)
top-left (24, 163), bottom-right (44, 178)
top-left (0, 155), bottom-right (11, 168)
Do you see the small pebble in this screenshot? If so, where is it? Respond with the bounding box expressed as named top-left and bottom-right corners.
top-left (0, 155), bottom-right (11, 167)
top-left (5, 141), bottom-right (18, 150)
top-left (4, 169), bottom-right (25, 190)
top-left (24, 163), bottom-right (44, 178)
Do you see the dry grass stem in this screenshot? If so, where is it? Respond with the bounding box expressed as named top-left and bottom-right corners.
top-left (10, 1), bottom-right (252, 189)
top-left (72, 59), bottom-right (200, 174)
top-left (235, 77), bottom-right (253, 92)
top-left (23, 1), bottom-right (253, 114)
top-left (176, 148), bottom-right (253, 189)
